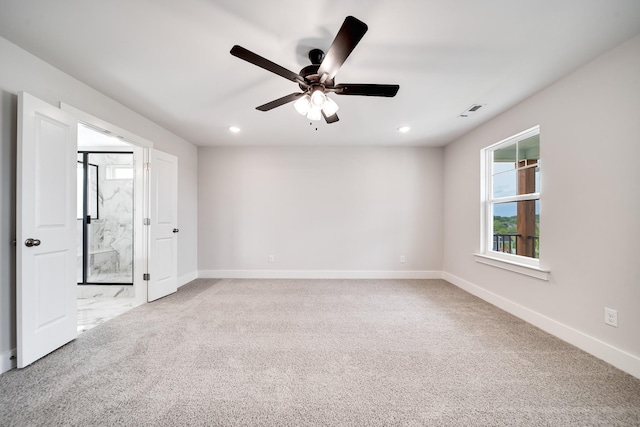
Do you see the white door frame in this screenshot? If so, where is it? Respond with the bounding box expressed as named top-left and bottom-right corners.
top-left (60, 104), bottom-right (152, 306)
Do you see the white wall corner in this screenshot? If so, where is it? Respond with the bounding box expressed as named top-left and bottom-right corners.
top-left (177, 271), bottom-right (199, 288)
top-left (1, 348), bottom-right (17, 375)
top-left (442, 272), bottom-right (640, 380)
top-left (199, 270), bottom-right (443, 280)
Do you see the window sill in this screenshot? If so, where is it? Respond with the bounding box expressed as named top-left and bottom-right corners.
top-left (474, 253), bottom-right (550, 281)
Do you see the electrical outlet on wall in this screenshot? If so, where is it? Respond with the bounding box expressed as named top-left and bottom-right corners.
top-left (400, 255), bottom-right (406, 263)
top-left (604, 307), bottom-right (618, 327)
top-left (268, 254), bottom-right (275, 263)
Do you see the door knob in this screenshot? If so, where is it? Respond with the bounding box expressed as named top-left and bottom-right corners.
top-left (25, 238), bottom-right (41, 247)
top-left (172, 228), bottom-right (180, 233)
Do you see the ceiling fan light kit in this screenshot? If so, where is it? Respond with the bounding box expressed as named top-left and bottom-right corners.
top-left (230, 16), bottom-right (399, 124)
top-left (292, 89), bottom-right (340, 121)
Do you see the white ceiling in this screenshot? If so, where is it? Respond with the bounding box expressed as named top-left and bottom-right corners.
top-left (1, 0), bottom-right (639, 147)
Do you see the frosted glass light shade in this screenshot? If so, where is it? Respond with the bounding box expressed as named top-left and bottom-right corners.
top-left (322, 97), bottom-right (339, 116)
top-left (310, 90), bottom-right (326, 107)
top-left (306, 106), bottom-right (322, 121)
top-left (294, 95), bottom-right (311, 115)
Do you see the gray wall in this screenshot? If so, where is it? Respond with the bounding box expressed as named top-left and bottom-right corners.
top-left (0, 36), bottom-right (199, 365)
top-left (198, 146), bottom-right (444, 274)
top-left (442, 35), bottom-right (640, 368)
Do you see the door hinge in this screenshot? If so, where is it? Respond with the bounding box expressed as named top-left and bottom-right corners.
top-left (144, 162), bottom-right (151, 171)
top-left (143, 218), bottom-right (151, 226)
top-left (143, 273), bottom-right (150, 281)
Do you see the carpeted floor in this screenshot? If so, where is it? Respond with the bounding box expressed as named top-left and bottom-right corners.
top-left (1, 278), bottom-right (639, 426)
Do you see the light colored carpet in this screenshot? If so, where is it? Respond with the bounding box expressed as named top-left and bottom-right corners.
top-left (1, 279), bottom-right (639, 426)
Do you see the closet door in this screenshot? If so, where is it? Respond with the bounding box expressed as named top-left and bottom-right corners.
top-left (17, 92), bottom-right (77, 368)
top-left (147, 149), bottom-right (178, 301)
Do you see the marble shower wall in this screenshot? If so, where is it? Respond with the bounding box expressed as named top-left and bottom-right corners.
top-left (78, 152), bottom-right (134, 284)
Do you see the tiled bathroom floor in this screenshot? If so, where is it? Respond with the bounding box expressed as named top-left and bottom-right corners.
top-left (77, 298), bottom-right (140, 333)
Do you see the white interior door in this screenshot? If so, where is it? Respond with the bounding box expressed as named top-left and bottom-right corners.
top-left (17, 92), bottom-right (77, 368)
top-left (147, 149), bottom-right (178, 302)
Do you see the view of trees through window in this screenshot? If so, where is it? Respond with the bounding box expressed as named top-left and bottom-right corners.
top-left (493, 211), bottom-right (539, 259)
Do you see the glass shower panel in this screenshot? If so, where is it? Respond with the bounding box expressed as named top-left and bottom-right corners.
top-left (86, 153), bottom-right (134, 284)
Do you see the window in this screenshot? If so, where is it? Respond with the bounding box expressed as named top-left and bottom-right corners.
top-left (480, 126), bottom-right (542, 271)
top-left (105, 164), bottom-right (134, 180)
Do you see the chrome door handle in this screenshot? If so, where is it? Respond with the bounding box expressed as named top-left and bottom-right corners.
top-left (172, 228), bottom-right (179, 233)
top-left (25, 238), bottom-right (41, 247)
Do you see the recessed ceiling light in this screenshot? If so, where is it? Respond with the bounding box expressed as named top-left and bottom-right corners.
top-left (398, 126), bottom-right (411, 133)
top-left (229, 126), bottom-right (241, 133)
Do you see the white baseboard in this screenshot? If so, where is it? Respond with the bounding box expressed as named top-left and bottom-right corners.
top-left (1, 348), bottom-right (16, 375)
top-left (442, 272), bottom-right (640, 380)
top-left (177, 271), bottom-right (199, 288)
top-left (199, 270), bottom-right (443, 280)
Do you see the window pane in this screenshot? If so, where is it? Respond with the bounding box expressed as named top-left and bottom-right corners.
top-left (493, 170), bottom-right (517, 198)
top-left (493, 201), bottom-right (517, 254)
top-left (515, 135), bottom-right (539, 195)
top-left (493, 144), bottom-right (516, 172)
top-left (533, 200), bottom-right (540, 258)
top-left (516, 164), bottom-right (537, 196)
top-left (492, 200), bottom-right (539, 259)
top-left (106, 164), bottom-right (134, 180)
top-left (517, 134), bottom-right (540, 163)
top-left (493, 160), bottom-right (515, 174)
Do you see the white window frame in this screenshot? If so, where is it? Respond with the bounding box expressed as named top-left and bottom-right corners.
top-left (476, 125), bottom-right (549, 280)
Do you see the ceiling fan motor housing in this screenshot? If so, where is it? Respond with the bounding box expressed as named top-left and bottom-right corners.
top-left (308, 48), bottom-right (325, 65)
top-left (298, 63), bottom-right (333, 90)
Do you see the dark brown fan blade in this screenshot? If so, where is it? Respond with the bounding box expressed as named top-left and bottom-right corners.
top-left (256, 93), bottom-right (304, 111)
top-left (231, 45), bottom-right (303, 84)
top-left (317, 16), bottom-right (368, 82)
top-left (334, 84), bottom-right (399, 97)
top-left (322, 111), bottom-right (340, 124)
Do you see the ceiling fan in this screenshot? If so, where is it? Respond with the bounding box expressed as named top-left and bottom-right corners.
top-left (230, 16), bottom-right (399, 124)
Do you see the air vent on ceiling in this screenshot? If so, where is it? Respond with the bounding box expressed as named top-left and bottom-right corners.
top-left (459, 104), bottom-right (485, 118)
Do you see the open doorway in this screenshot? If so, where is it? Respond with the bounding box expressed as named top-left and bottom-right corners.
top-left (76, 124), bottom-right (139, 332)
